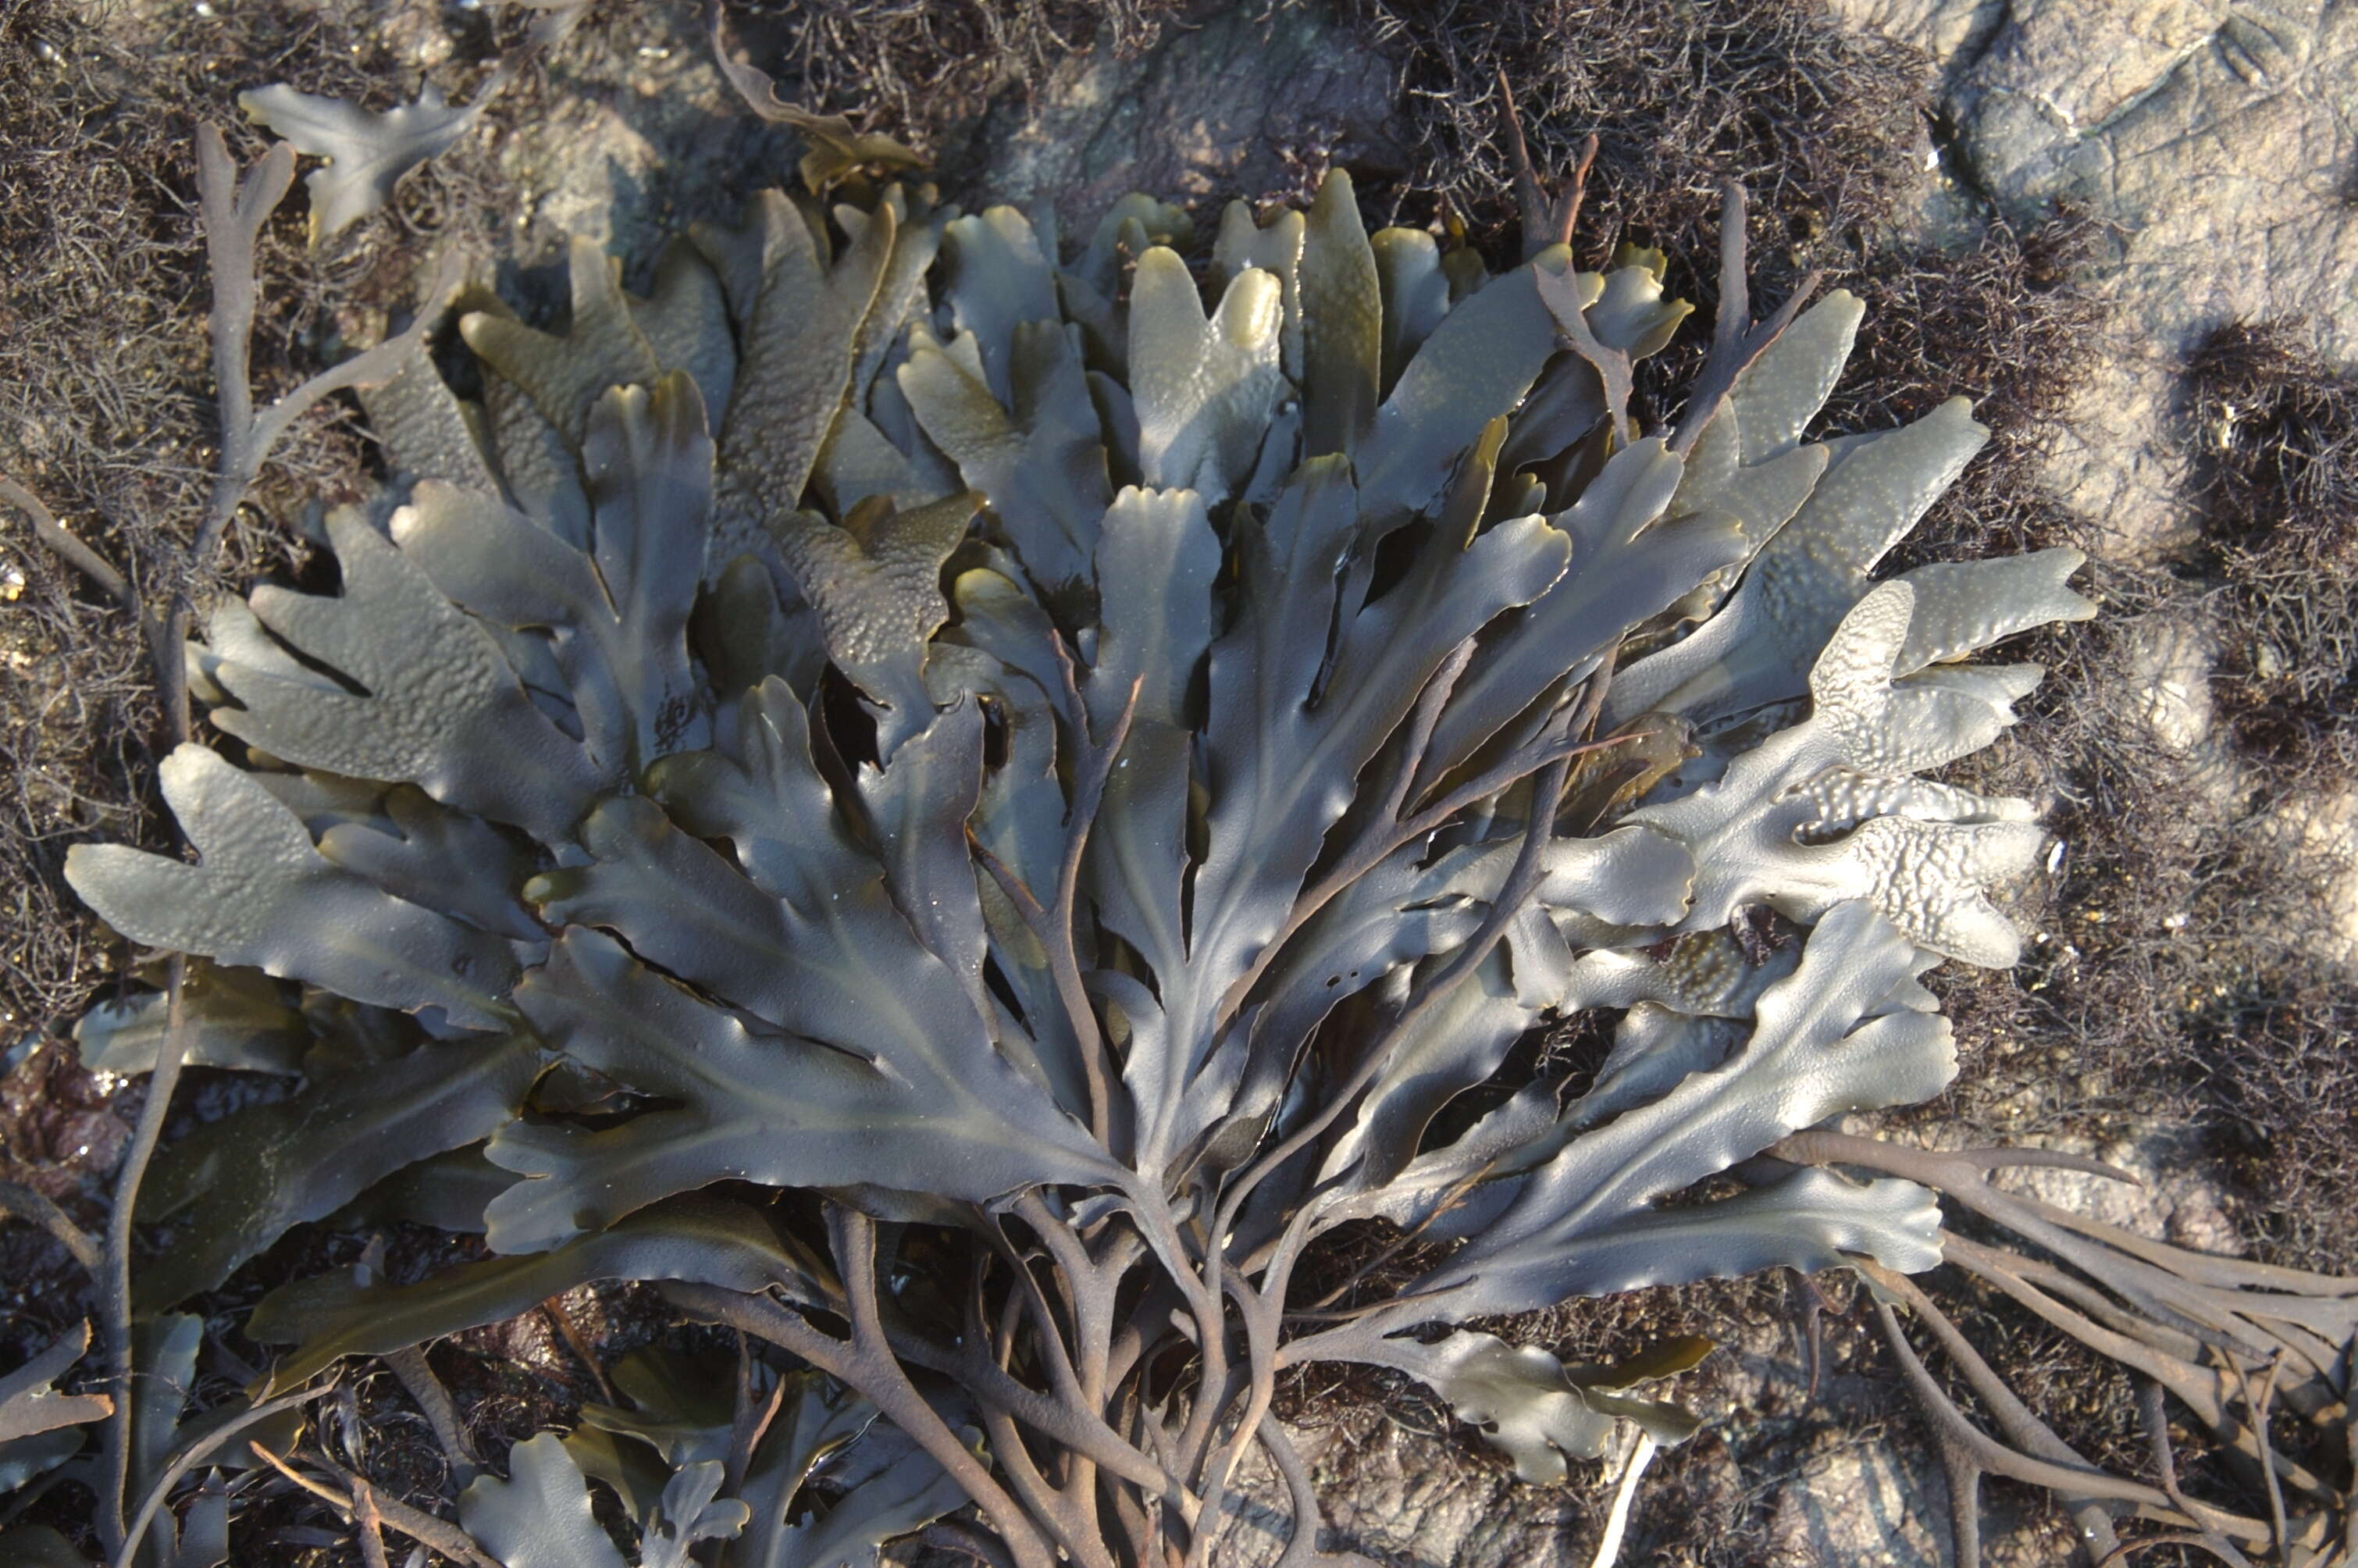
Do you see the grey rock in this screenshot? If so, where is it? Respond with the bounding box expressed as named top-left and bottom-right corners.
top-left (1834, 0), bottom-right (2358, 556)
top-left (954, 2), bottom-right (1408, 233)
top-left (1211, 1414), bottom-right (1592, 1567)
top-left (481, 12), bottom-right (802, 264)
top-left (1825, 0), bottom-right (2011, 92)
top-left (1838, 0), bottom-right (2358, 996)
top-left (1992, 1126), bottom-right (2248, 1255)
top-left (1760, 1431), bottom-right (1951, 1567)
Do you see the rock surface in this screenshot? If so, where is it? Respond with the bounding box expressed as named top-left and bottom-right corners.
top-left (1833, 0), bottom-right (2358, 556)
top-left (1861, 0), bottom-right (2358, 965)
top-left (949, 3), bottom-right (1406, 233)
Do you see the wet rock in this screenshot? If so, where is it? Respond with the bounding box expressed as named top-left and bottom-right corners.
top-left (1, 1040), bottom-right (129, 1201)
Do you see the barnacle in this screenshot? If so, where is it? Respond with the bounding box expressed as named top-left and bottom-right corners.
top-left (40, 146), bottom-right (2349, 1568)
